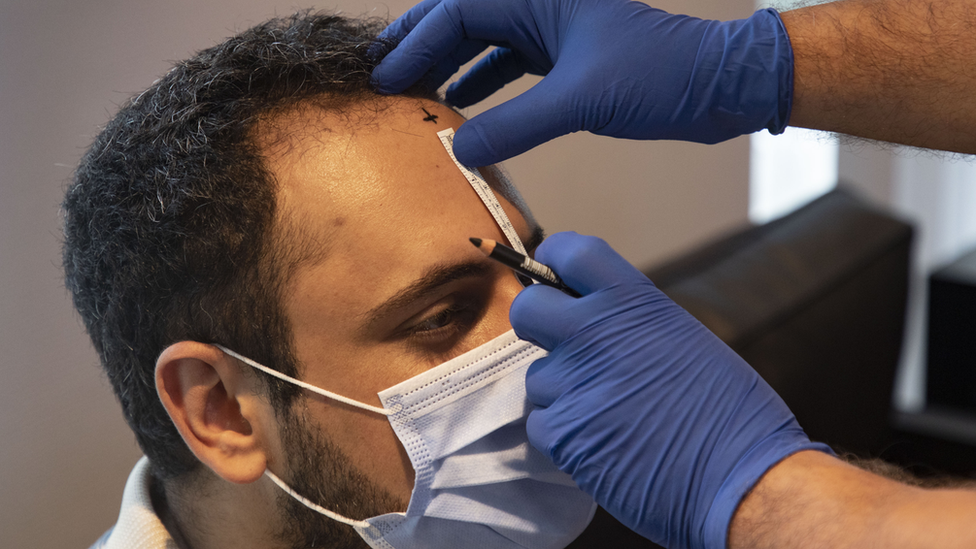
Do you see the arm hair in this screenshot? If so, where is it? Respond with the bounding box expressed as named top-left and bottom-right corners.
top-left (783, 0), bottom-right (976, 155)
top-left (841, 453), bottom-right (976, 489)
top-left (729, 450), bottom-right (976, 549)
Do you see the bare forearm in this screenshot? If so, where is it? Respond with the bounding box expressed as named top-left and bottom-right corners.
top-left (729, 450), bottom-right (976, 549)
top-left (781, 0), bottom-right (976, 155)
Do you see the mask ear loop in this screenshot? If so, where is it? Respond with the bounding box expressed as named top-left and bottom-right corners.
top-left (213, 344), bottom-right (393, 416)
top-left (263, 470), bottom-right (373, 529)
top-left (213, 344), bottom-right (394, 530)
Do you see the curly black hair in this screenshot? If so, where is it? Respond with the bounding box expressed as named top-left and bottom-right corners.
top-left (62, 12), bottom-right (438, 480)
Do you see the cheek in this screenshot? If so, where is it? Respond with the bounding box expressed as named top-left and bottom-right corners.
top-left (348, 416), bottom-right (414, 503)
top-left (306, 398), bottom-right (415, 507)
top-left (284, 272), bottom-right (525, 507)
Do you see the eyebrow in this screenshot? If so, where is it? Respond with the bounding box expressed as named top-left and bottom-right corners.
top-left (360, 260), bottom-right (495, 331)
top-left (523, 225), bottom-right (545, 255)
top-left (359, 225), bottom-right (546, 332)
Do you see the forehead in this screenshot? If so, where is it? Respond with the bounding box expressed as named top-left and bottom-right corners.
top-left (257, 98), bottom-right (509, 263)
top-left (254, 98), bottom-right (531, 343)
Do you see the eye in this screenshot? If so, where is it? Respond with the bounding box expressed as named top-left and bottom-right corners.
top-left (410, 302), bottom-right (474, 335)
top-left (402, 295), bottom-right (484, 350)
top-left (414, 304), bottom-right (461, 332)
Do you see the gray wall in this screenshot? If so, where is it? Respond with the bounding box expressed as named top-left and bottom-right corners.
top-left (0, 0), bottom-right (752, 546)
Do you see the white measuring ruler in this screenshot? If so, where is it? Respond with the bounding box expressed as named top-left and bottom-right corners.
top-left (437, 128), bottom-right (527, 256)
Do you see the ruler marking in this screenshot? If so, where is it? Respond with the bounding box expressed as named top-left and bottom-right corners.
top-left (436, 128), bottom-right (526, 255)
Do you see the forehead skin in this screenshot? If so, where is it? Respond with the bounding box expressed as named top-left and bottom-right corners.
top-left (256, 98), bottom-right (536, 504)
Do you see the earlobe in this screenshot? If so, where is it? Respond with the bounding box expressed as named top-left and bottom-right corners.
top-left (156, 341), bottom-right (268, 484)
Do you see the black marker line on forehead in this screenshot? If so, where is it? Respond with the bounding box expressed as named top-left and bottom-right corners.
top-left (421, 107), bottom-right (438, 124)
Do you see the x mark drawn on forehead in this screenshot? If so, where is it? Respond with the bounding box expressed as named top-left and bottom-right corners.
top-left (359, 228), bottom-right (546, 333)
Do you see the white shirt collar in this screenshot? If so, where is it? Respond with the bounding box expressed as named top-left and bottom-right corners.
top-left (98, 456), bottom-right (177, 549)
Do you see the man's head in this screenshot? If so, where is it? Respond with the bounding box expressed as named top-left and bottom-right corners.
top-left (64, 11), bottom-right (539, 546)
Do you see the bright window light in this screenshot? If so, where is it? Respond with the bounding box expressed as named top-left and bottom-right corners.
top-left (749, 127), bottom-right (839, 223)
top-left (751, 0), bottom-right (839, 224)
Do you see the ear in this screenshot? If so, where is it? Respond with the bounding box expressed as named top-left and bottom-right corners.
top-left (155, 341), bottom-right (269, 484)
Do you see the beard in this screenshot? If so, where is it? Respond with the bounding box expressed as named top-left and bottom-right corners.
top-left (273, 400), bottom-right (408, 549)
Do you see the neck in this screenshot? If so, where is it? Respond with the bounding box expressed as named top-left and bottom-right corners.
top-left (155, 469), bottom-right (284, 549)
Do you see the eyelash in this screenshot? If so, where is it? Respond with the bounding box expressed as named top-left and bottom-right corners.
top-left (410, 303), bottom-right (469, 336)
top-left (405, 296), bottom-right (486, 351)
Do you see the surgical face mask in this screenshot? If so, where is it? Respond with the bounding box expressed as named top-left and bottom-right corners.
top-left (217, 331), bottom-right (597, 549)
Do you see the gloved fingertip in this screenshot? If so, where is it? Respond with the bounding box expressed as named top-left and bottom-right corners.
top-left (453, 121), bottom-right (502, 166)
top-left (372, 57), bottom-right (427, 94)
top-left (455, 76), bottom-right (577, 166)
top-left (366, 41), bottom-right (386, 63)
top-left (445, 82), bottom-right (472, 109)
top-left (369, 64), bottom-right (400, 94)
top-left (532, 232), bottom-right (650, 294)
top-left (510, 284), bottom-right (577, 351)
top-left (512, 323), bottom-right (541, 348)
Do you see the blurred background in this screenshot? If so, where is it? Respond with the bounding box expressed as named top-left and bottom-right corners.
top-left (2, 0), bottom-right (976, 546)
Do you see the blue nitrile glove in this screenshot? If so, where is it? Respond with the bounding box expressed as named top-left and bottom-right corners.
top-left (372, 0), bottom-right (794, 167)
top-left (509, 232), bottom-right (832, 549)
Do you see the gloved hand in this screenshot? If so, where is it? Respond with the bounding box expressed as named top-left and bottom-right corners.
top-left (372, 0), bottom-right (794, 167)
top-left (510, 232), bottom-right (832, 549)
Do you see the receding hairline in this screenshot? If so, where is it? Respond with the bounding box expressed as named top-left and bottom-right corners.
top-left (253, 94), bottom-right (451, 284)
top-left (253, 94), bottom-right (539, 290)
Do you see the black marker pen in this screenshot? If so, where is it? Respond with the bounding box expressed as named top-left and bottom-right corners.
top-left (470, 237), bottom-right (581, 298)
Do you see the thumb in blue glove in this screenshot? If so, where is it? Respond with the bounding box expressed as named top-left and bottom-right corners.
top-left (510, 232), bottom-right (832, 549)
top-left (373, 0), bottom-right (794, 167)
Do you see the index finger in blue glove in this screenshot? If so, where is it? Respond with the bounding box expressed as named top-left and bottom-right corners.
top-left (374, 0), bottom-right (477, 93)
top-left (531, 232), bottom-right (651, 295)
top-left (511, 283), bottom-right (580, 351)
top-left (424, 39), bottom-right (495, 92)
top-left (376, 0), bottom-right (443, 43)
top-left (510, 232), bottom-right (657, 350)
top-left (451, 68), bottom-right (586, 166)
top-left (446, 47), bottom-right (546, 109)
